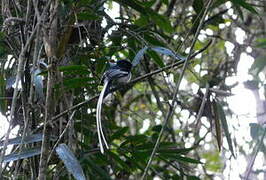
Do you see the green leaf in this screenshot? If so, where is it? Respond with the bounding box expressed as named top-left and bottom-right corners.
top-left (142, 0), bottom-right (156, 8)
top-left (249, 56), bottom-right (266, 75)
top-left (176, 155), bottom-right (202, 164)
top-left (202, 151), bottom-right (223, 172)
top-left (59, 65), bottom-right (89, 75)
top-left (256, 38), bottom-right (266, 48)
top-left (150, 12), bottom-right (174, 33)
top-left (187, 176), bottom-right (201, 180)
top-left (107, 151), bottom-right (131, 171)
top-left (120, 135), bottom-right (147, 147)
top-left (77, 12), bottom-right (100, 20)
top-left (158, 147), bottom-right (195, 154)
top-left (63, 77), bottom-right (95, 89)
top-left (131, 150), bottom-right (150, 163)
top-left (147, 50), bottom-right (165, 67)
top-left (215, 101), bottom-right (235, 157)
top-left (211, 0), bottom-right (227, 9)
top-left (115, 0), bottom-right (173, 33)
top-left (96, 58), bottom-right (108, 74)
top-left (151, 125), bottom-right (162, 132)
top-left (204, 10), bottom-right (227, 27)
top-left (110, 127), bottom-right (129, 140)
top-left (234, 4), bottom-right (244, 20)
top-left (162, 154), bottom-right (202, 164)
top-left (192, 0), bottom-right (204, 14)
top-left (84, 157), bottom-right (111, 179)
top-left (113, 0), bottom-right (148, 15)
top-left (231, 0), bottom-right (258, 14)
top-left (134, 14), bottom-right (149, 27)
top-left (135, 142), bottom-right (156, 151)
top-left (143, 33), bottom-right (166, 47)
top-left (162, 0), bottom-right (169, 5)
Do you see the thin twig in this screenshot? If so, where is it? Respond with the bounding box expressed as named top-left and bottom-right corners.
top-left (141, 1), bottom-right (213, 179)
top-left (47, 111), bottom-right (76, 163)
top-left (244, 126), bottom-right (266, 180)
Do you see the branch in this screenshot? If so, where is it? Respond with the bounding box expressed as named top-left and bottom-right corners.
top-left (33, 39), bottom-right (212, 134)
top-left (244, 126), bottom-right (266, 180)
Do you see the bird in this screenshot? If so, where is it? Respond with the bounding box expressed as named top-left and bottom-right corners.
top-left (96, 59), bottom-right (132, 153)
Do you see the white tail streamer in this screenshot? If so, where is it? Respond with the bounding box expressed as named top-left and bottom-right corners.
top-left (96, 81), bottom-right (110, 153)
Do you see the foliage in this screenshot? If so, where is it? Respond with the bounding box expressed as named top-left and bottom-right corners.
top-left (0, 0), bottom-right (263, 179)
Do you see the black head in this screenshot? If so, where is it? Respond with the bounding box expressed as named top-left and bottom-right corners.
top-left (116, 60), bottom-right (132, 72)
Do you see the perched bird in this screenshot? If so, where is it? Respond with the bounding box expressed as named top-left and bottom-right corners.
top-left (96, 60), bottom-right (132, 153)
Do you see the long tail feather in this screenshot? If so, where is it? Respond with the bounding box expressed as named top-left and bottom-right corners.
top-left (96, 81), bottom-right (110, 153)
top-left (98, 84), bottom-right (109, 149)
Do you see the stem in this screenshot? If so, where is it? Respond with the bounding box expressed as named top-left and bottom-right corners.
top-left (141, 0), bottom-right (213, 179)
top-left (244, 126), bottom-right (266, 180)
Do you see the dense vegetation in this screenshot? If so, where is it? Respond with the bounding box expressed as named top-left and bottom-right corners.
top-left (0, 0), bottom-right (265, 179)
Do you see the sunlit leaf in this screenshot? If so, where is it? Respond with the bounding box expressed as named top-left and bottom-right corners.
top-left (0, 74), bottom-right (6, 114)
top-left (132, 46), bottom-right (148, 66)
top-left (3, 148), bottom-right (41, 163)
top-left (150, 47), bottom-right (185, 61)
top-left (212, 100), bottom-right (222, 151)
top-left (56, 144), bottom-right (86, 180)
top-left (0, 133), bottom-right (53, 147)
top-left (33, 68), bottom-right (44, 102)
top-left (202, 151), bottom-right (223, 172)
